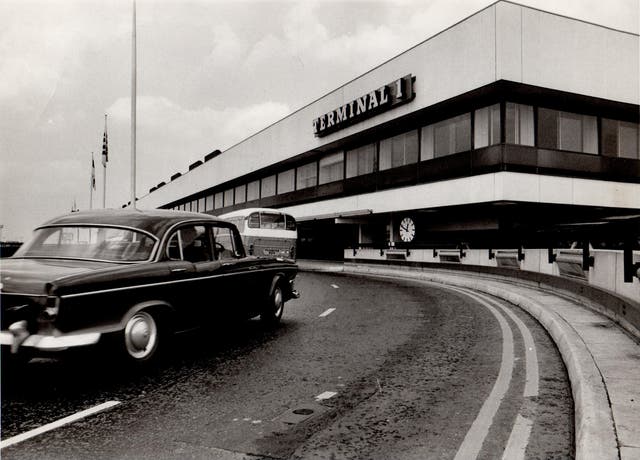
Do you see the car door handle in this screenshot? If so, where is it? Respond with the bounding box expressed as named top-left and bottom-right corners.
top-left (171, 268), bottom-right (187, 273)
top-left (249, 266), bottom-right (258, 270)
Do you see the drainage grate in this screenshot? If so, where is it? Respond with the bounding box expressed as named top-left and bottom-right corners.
top-left (273, 403), bottom-right (329, 425)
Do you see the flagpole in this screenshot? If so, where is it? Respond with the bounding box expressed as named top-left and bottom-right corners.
top-left (90, 152), bottom-right (94, 210)
top-left (131, 0), bottom-right (137, 209)
top-left (102, 114), bottom-right (108, 208)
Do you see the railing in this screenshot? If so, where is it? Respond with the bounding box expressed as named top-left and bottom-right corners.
top-left (346, 247), bottom-right (640, 302)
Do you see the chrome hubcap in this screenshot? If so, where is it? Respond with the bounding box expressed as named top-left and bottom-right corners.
top-left (124, 312), bottom-right (158, 359)
top-left (274, 288), bottom-right (283, 317)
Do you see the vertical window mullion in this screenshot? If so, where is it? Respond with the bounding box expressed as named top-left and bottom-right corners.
top-left (500, 101), bottom-right (506, 144)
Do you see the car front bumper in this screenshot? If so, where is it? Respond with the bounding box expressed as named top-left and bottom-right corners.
top-left (0, 322), bottom-right (101, 353)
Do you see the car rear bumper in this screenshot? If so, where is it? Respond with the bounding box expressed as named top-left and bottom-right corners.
top-left (0, 326), bottom-right (101, 352)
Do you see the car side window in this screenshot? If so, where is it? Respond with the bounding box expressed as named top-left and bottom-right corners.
top-left (166, 225), bottom-right (213, 262)
top-left (212, 226), bottom-right (237, 260)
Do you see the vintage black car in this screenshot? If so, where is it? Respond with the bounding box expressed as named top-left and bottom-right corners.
top-left (0, 209), bottom-right (299, 364)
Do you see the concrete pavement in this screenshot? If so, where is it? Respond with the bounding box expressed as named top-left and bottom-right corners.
top-left (297, 259), bottom-right (640, 460)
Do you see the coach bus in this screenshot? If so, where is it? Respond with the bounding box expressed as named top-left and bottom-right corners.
top-left (220, 208), bottom-right (297, 260)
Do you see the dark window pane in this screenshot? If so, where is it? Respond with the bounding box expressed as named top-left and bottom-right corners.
top-left (559, 112), bottom-right (582, 152)
top-left (380, 130), bottom-right (419, 170)
top-left (261, 175), bottom-right (276, 197)
top-left (234, 185), bottom-right (246, 204)
top-left (223, 189), bottom-right (234, 207)
top-left (205, 195), bottom-right (214, 211)
top-left (602, 118), bottom-right (618, 157)
top-left (319, 152), bottom-right (344, 184)
top-left (277, 169), bottom-right (295, 194)
top-left (346, 143), bottom-right (376, 178)
top-left (296, 162), bottom-right (317, 189)
top-left (248, 212), bottom-right (260, 228)
top-left (247, 180), bottom-right (260, 201)
top-left (620, 122), bottom-right (639, 159)
top-left (538, 108), bottom-right (558, 149)
top-left (285, 215), bottom-right (296, 230)
top-left (260, 212), bottom-right (285, 229)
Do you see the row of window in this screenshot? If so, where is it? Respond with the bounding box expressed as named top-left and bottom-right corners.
top-left (171, 103), bottom-right (639, 213)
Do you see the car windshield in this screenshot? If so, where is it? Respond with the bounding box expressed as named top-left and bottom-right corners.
top-left (13, 226), bottom-right (156, 262)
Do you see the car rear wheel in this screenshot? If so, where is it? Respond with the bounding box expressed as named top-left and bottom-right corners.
top-left (261, 282), bottom-right (284, 326)
top-left (123, 311), bottom-right (160, 362)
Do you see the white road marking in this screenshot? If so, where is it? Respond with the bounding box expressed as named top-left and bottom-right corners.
top-left (502, 414), bottom-right (534, 460)
top-left (319, 308), bottom-right (336, 317)
top-left (454, 287), bottom-right (540, 459)
top-left (330, 284), bottom-right (339, 289)
top-left (446, 288), bottom-right (514, 460)
top-left (479, 292), bottom-right (539, 397)
top-left (315, 391), bottom-right (337, 401)
top-left (0, 400), bottom-right (121, 449)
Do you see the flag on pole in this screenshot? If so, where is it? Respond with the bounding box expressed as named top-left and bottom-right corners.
top-left (101, 115), bottom-right (108, 167)
top-left (91, 155), bottom-right (96, 190)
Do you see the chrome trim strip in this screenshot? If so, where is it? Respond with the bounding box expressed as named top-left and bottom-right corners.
top-left (0, 331), bottom-right (101, 349)
top-left (0, 292), bottom-right (47, 298)
top-left (60, 266), bottom-right (291, 299)
top-left (15, 256), bottom-right (148, 265)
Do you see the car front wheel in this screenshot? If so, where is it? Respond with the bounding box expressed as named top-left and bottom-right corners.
top-left (261, 283), bottom-right (284, 326)
top-left (123, 310), bottom-right (160, 362)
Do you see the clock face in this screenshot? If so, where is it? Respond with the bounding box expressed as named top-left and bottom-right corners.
top-left (399, 217), bottom-right (416, 242)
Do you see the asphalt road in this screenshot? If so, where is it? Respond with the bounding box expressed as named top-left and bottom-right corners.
top-left (1, 272), bottom-right (573, 459)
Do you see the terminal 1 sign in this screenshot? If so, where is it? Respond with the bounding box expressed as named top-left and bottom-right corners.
top-left (313, 74), bottom-right (415, 137)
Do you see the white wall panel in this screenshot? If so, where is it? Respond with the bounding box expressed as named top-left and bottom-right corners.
top-left (521, 8), bottom-right (639, 104)
top-left (495, 1), bottom-right (522, 81)
top-left (280, 173), bottom-right (640, 221)
top-left (137, 2), bottom-right (639, 210)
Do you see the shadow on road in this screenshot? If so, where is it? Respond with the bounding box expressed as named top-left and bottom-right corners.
top-left (1, 319), bottom-right (299, 438)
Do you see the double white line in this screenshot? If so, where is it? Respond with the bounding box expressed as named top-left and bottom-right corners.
top-left (441, 285), bottom-right (539, 460)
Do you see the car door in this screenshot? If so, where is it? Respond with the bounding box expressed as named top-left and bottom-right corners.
top-left (211, 223), bottom-right (263, 318)
top-left (164, 224), bottom-right (220, 328)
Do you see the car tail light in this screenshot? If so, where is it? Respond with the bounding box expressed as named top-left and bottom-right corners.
top-left (43, 297), bottom-right (60, 320)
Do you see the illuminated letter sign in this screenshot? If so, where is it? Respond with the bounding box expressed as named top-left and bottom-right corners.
top-left (313, 74), bottom-right (415, 137)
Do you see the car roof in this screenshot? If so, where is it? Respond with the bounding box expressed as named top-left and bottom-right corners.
top-left (39, 209), bottom-right (225, 237)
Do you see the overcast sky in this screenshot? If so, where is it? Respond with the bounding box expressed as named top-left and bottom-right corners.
top-left (1, 0), bottom-right (638, 241)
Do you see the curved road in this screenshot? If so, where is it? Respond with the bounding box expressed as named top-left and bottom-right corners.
top-left (1, 272), bottom-right (573, 459)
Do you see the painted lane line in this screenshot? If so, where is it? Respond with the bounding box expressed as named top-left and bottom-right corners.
top-left (0, 400), bottom-right (121, 449)
top-left (469, 289), bottom-right (539, 397)
top-left (460, 288), bottom-right (539, 459)
top-left (501, 414), bottom-right (534, 460)
top-left (315, 391), bottom-right (338, 401)
top-left (330, 284), bottom-right (339, 289)
top-left (447, 287), bottom-right (514, 460)
top-left (319, 308), bottom-right (336, 317)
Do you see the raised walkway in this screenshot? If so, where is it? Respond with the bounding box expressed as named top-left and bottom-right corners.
top-left (297, 259), bottom-right (640, 460)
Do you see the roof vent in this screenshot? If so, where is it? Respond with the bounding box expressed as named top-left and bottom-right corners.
top-left (204, 149), bottom-right (222, 162)
top-left (189, 160), bottom-right (203, 170)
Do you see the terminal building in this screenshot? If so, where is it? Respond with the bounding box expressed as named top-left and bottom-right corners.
top-left (135, 1), bottom-right (639, 293)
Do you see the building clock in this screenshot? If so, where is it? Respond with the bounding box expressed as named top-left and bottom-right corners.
top-left (399, 217), bottom-right (416, 242)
